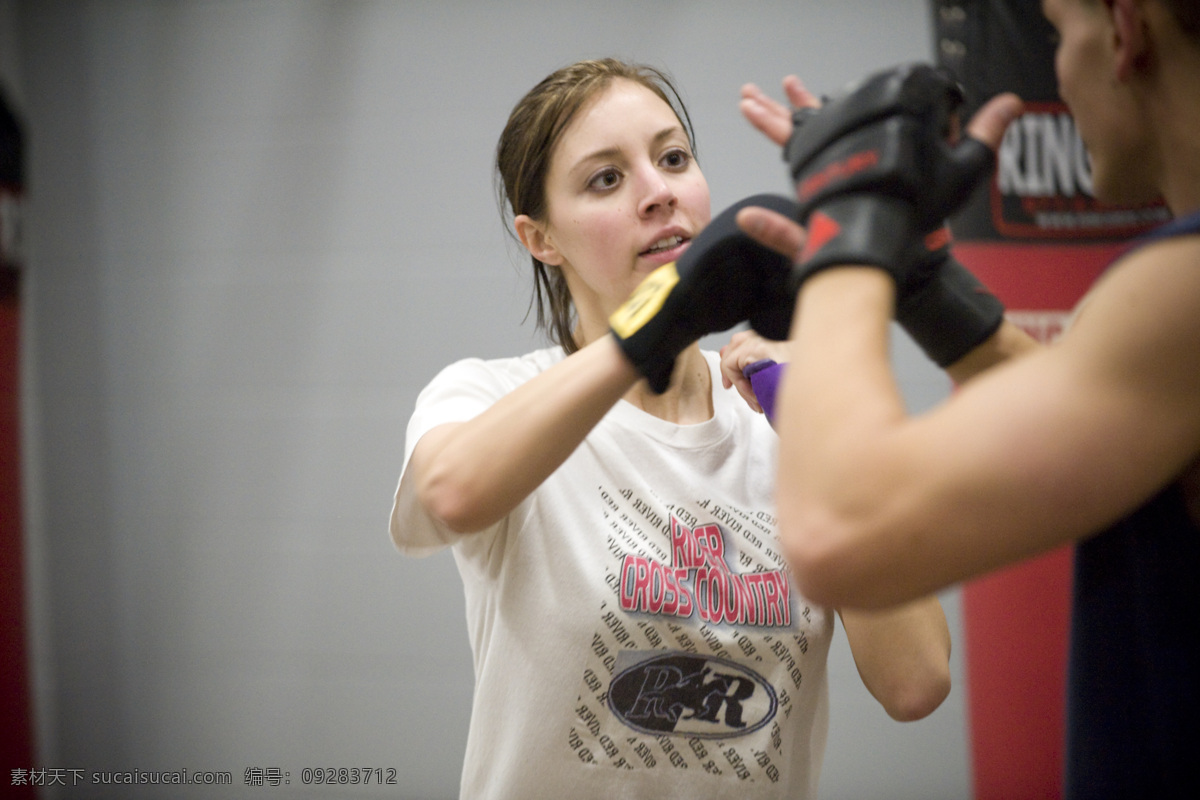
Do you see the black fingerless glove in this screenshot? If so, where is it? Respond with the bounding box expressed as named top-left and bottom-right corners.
top-left (760, 62), bottom-right (1005, 365)
top-left (784, 63), bottom-right (993, 289)
top-left (895, 233), bottom-right (1005, 367)
top-left (610, 194), bottom-right (797, 392)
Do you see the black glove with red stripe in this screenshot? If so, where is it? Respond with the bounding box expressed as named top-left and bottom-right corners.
top-left (773, 62), bottom-right (1004, 365)
top-left (894, 230), bottom-right (1005, 368)
top-left (785, 62), bottom-right (990, 275)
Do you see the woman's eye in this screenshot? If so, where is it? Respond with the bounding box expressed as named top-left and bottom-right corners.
top-left (662, 149), bottom-right (690, 170)
top-left (588, 169), bottom-right (621, 191)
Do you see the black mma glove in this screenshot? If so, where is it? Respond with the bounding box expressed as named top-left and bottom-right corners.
top-left (784, 62), bottom-right (993, 286)
top-left (894, 228), bottom-right (1005, 368)
top-left (610, 193), bottom-right (797, 393)
top-left (768, 62), bottom-right (1004, 364)
top-left (751, 214), bottom-right (1005, 360)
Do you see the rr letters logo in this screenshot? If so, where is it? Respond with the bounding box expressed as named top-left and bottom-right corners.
top-left (607, 651), bottom-right (776, 738)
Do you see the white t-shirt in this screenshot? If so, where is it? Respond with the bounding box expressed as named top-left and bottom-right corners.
top-left (391, 347), bottom-right (833, 800)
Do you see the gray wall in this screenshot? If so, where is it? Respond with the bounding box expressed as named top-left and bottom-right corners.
top-left (9, 1), bottom-right (969, 798)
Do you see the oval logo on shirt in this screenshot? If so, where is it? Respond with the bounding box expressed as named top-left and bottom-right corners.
top-left (607, 651), bottom-right (777, 738)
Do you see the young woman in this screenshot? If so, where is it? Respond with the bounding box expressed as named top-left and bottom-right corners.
top-left (391, 58), bottom-right (952, 800)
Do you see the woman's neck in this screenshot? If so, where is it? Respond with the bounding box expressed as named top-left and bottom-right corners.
top-left (572, 319), bottom-right (713, 424)
top-left (621, 345), bottom-right (713, 424)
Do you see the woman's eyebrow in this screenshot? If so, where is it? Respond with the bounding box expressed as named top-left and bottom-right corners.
top-left (570, 126), bottom-right (686, 177)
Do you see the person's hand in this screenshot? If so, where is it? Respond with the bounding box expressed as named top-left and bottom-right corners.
top-left (964, 91), bottom-right (1023, 152)
top-left (781, 63), bottom-right (997, 283)
top-left (734, 74), bottom-right (1017, 367)
top-left (731, 74), bottom-right (819, 268)
top-left (736, 87), bottom-right (1021, 252)
top-left (889, 90), bottom-right (1020, 367)
top-left (735, 204), bottom-right (806, 263)
top-left (610, 194), bottom-right (797, 392)
top-left (739, 75), bottom-right (820, 146)
top-left (719, 330), bottom-right (792, 413)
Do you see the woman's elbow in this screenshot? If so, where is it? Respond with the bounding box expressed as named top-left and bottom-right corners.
top-left (881, 668), bottom-right (951, 722)
top-left (417, 472), bottom-right (488, 534)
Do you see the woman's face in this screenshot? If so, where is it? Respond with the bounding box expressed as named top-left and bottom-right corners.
top-left (522, 79), bottom-right (711, 334)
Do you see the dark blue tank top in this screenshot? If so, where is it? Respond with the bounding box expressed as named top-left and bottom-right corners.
top-left (1065, 210), bottom-right (1200, 800)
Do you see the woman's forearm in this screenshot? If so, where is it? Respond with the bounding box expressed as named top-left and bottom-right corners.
top-left (840, 596), bottom-right (952, 721)
top-left (411, 335), bottom-right (639, 532)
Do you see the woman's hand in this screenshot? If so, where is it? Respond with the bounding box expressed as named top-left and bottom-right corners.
top-left (719, 330), bottom-right (792, 414)
top-left (739, 75), bottom-right (820, 146)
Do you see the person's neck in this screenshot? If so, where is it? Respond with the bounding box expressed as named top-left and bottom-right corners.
top-left (1145, 44), bottom-right (1200, 215)
top-left (622, 346), bottom-right (714, 424)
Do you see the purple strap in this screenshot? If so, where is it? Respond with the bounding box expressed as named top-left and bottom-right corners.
top-left (743, 359), bottom-right (786, 426)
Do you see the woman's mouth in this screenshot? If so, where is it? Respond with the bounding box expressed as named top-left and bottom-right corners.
top-left (641, 235), bottom-right (688, 257)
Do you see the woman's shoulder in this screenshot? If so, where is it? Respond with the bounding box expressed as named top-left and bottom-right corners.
top-left (424, 345), bottom-right (566, 395)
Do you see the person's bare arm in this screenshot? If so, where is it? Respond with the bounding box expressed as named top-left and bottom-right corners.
top-left (775, 241), bottom-right (1200, 608)
top-left (943, 319), bottom-right (1041, 384)
top-left (408, 335), bottom-right (639, 533)
top-left (839, 598), bottom-right (952, 721)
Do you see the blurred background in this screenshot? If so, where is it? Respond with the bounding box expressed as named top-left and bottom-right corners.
top-left (2, 2), bottom-right (975, 797)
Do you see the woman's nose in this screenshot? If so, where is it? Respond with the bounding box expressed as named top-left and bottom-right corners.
top-left (637, 171), bottom-right (677, 217)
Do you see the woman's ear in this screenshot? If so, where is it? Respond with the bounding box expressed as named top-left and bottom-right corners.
top-left (514, 214), bottom-right (563, 266)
